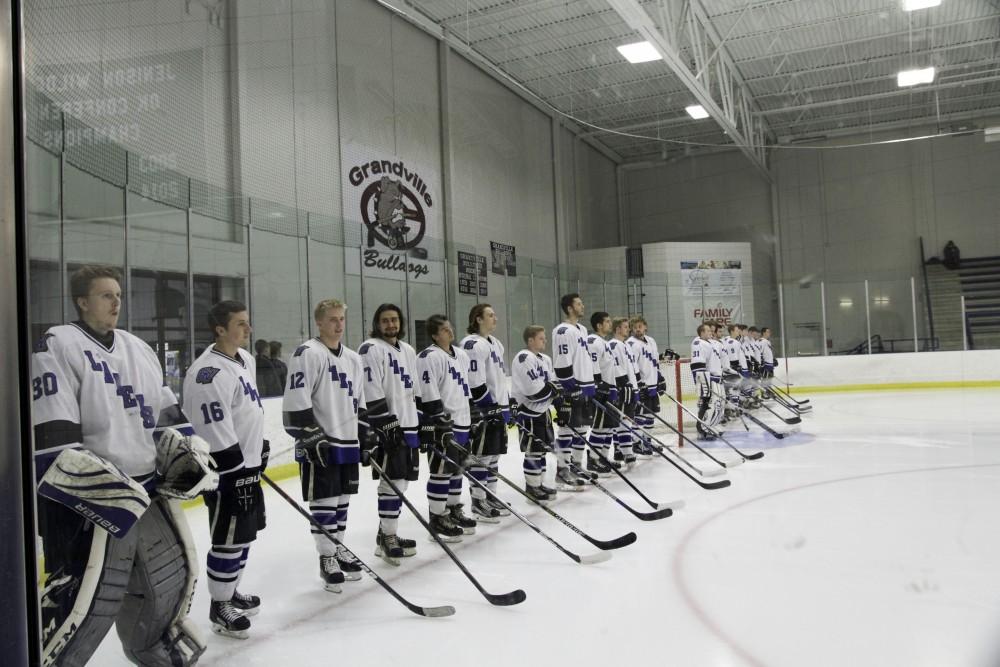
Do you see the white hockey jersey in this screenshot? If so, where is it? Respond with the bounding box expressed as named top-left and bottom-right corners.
top-left (31, 323), bottom-right (190, 478)
top-left (607, 338), bottom-right (638, 389)
top-left (723, 335), bottom-right (748, 371)
top-left (510, 350), bottom-right (557, 416)
top-left (551, 321), bottom-right (594, 392)
top-left (627, 334), bottom-right (660, 387)
top-left (459, 334), bottom-right (509, 409)
top-left (586, 333), bottom-right (617, 390)
top-left (742, 337), bottom-right (761, 364)
top-left (282, 338), bottom-right (365, 465)
top-left (760, 338), bottom-right (775, 365)
top-left (710, 337), bottom-right (729, 371)
top-left (417, 344), bottom-right (472, 443)
top-left (690, 336), bottom-right (722, 378)
top-left (183, 344), bottom-right (265, 472)
top-left (358, 337), bottom-right (420, 448)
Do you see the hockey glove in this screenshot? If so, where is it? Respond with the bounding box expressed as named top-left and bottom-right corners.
top-left (155, 428), bottom-right (219, 500)
top-left (39, 448), bottom-right (150, 538)
top-left (619, 383), bottom-right (634, 407)
top-left (656, 373), bottom-right (667, 396)
top-left (295, 425), bottom-right (334, 467)
top-left (360, 429), bottom-right (377, 467)
top-left (370, 413), bottom-right (403, 450)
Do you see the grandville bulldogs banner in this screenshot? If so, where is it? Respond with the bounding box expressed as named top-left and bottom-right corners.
top-left (344, 149), bottom-right (443, 284)
top-left (680, 259), bottom-right (744, 332)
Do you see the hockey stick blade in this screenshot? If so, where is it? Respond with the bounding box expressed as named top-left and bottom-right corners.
top-left (567, 462), bottom-right (674, 522)
top-left (590, 531), bottom-right (638, 550)
top-left (369, 459), bottom-right (526, 606)
top-left (650, 446), bottom-right (732, 490)
top-left (260, 474), bottom-right (456, 618)
top-left (578, 551), bottom-right (613, 565)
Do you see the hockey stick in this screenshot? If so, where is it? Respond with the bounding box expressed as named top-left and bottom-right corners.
top-left (590, 400), bottom-right (729, 475)
top-left (630, 402), bottom-right (743, 469)
top-left (428, 442), bottom-right (612, 564)
top-left (368, 459), bottom-right (526, 607)
top-left (655, 392), bottom-right (764, 462)
top-left (519, 427), bottom-right (678, 521)
top-left (771, 382), bottom-right (810, 405)
top-left (575, 430), bottom-right (683, 511)
top-left (741, 409), bottom-right (787, 439)
top-left (591, 406), bottom-right (731, 490)
top-left (765, 385), bottom-right (812, 413)
top-left (260, 473), bottom-right (455, 618)
top-left (451, 441), bottom-right (637, 551)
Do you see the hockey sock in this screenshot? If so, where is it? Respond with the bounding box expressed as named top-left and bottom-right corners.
top-left (427, 474), bottom-right (450, 515)
top-left (336, 495), bottom-right (349, 537)
top-left (447, 475), bottom-right (463, 506)
top-left (207, 543), bottom-right (249, 601)
top-left (310, 496), bottom-right (340, 556)
top-left (555, 431), bottom-right (573, 467)
top-left (572, 434), bottom-right (587, 466)
top-left (377, 477), bottom-right (405, 535)
top-left (468, 465), bottom-right (489, 499)
top-left (614, 431), bottom-right (634, 458)
top-left (523, 453), bottom-right (544, 487)
top-left (589, 429), bottom-right (613, 459)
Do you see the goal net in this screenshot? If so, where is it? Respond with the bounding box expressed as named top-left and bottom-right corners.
top-left (658, 358), bottom-right (698, 445)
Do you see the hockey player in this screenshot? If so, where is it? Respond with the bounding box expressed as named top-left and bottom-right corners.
top-left (724, 324), bottom-right (748, 375)
top-left (551, 293), bottom-right (595, 489)
top-left (759, 327), bottom-right (776, 387)
top-left (460, 304), bottom-right (512, 523)
top-left (417, 315), bottom-right (477, 542)
top-left (510, 325), bottom-right (560, 502)
top-left (607, 317), bottom-right (640, 469)
top-left (690, 323), bottom-right (724, 439)
top-left (586, 311), bottom-right (620, 477)
top-left (359, 303), bottom-right (420, 565)
top-left (627, 316), bottom-right (665, 457)
top-left (282, 299), bottom-right (367, 593)
top-left (183, 300), bottom-right (267, 639)
top-left (32, 265), bottom-right (214, 666)
top-left (744, 326), bottom-right (762, 377)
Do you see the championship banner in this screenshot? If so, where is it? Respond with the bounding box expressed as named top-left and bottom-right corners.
top-left (343, 149), bottom-right (443, 284)
top-left (680, 260), bottom-right (743, 332)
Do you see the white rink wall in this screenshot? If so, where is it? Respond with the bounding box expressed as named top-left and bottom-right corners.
top-left (779, 349), bottom-right (1000, 390)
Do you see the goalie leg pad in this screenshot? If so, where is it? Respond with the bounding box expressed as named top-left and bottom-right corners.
top-left (42, 511), bottom-right (139, 667)
top-left (117, 498), bottom-right (205, 666)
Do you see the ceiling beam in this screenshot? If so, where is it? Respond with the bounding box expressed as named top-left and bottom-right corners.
top-left (604, 0), bottom-right (773, 180)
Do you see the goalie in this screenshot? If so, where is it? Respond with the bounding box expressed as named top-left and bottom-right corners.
top-left (31, 266), bottom-right (216, 667)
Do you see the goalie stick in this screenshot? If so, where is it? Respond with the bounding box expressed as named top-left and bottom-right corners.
top-left (519, 427), bottom-right (678, 521)
top-left (427, 442), bottom-right (612, 564)
top-left (369, 458), bottom-right (527, 607)
top-left (651, 392), bottom-right (765, 462)
top-left (261, 473), bottom-right (455, 618)
top-left (450, 441), bottom-right (637, 551)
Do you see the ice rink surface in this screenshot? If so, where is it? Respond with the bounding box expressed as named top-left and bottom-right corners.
top-left (94, 388), bottom-right (1000, 667)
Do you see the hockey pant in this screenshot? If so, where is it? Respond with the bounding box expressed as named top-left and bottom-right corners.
top-left (518, 410), bottom-right (553, 488)
top-left (40, 494), bottom-right (204, 667)
top-left (205, 468), bottom-right (265, 603)
top-left (374, 445), bottom-right (420, 536)
top-left (300, 461), bottom-right (360, 556)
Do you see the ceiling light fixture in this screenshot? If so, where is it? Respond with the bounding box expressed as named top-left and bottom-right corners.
top-left (685, 104), bottom-right (709, 119)
top-left (897, 66), bottom-right (935, 87)
top-left (616, 41), bottom-right (662, 64)
top-left (903, 0), bottom-right (941, 11)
